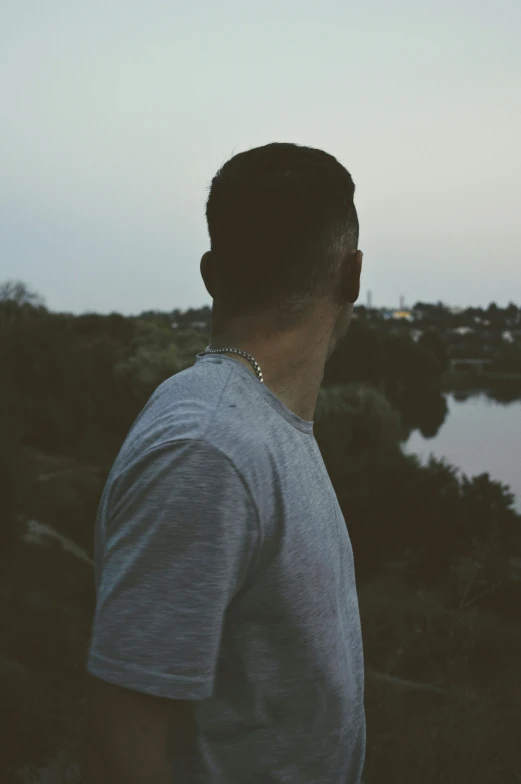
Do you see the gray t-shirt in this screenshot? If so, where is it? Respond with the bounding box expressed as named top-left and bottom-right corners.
top-left (88, 353), bottom-right (366, 783)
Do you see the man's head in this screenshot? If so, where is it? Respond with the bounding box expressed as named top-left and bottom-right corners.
top-left (201, 142), bottom-right (362, 350)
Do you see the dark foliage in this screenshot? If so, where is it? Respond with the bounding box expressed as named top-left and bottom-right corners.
top-left (1, 282), bottom-right (520, 782)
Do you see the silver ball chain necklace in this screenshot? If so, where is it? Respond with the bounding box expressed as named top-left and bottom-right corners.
top-left (201, 346), bottom-right (264, 383)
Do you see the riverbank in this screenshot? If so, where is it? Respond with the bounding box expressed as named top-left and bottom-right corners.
top-left (406, 392), bottom-right (521, 513)
top-left (442, 370), bottom-right (521, 393)
top-left (2, 449), bottom-right (521, 782)
top-left (3, 526), bottom-right (521, 784)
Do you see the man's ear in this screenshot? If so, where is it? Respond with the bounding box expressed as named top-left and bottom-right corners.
top-left (200, 252), bottom-right (214, 298)
top-left (344, 250), bottom-right (363, 304)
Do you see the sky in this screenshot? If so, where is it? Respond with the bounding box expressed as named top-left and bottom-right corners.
top-left (1, 0), bottom-right (520, 315)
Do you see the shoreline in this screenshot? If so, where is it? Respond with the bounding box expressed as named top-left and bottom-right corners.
top-left (441, 370), bottom-right (521, 394)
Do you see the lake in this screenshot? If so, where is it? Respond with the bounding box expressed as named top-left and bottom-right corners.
top-left (406, 393), bottom-right (521, 512)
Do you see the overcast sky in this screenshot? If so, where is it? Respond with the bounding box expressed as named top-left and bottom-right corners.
top-left (2, 0), bottom-right (520, 314)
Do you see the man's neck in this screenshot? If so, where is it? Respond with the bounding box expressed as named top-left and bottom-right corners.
top-left (209, 312), bottom-right (332, 422)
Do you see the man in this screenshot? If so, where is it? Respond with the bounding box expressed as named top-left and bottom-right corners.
top-left (86, 142), bottom-right (366, 783)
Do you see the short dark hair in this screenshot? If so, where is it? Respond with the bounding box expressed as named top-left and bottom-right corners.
top-left (206, 142), bottom-right (359, 328)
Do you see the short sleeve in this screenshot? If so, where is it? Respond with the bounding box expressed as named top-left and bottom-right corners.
top-left (87, 439), bottom-right (259, 700)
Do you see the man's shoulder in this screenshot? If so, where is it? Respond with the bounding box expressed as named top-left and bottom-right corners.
top-left (119, 363), bottom-right (273, 479)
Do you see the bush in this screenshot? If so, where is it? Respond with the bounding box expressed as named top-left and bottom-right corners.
top-left (0, 416), bottom-right (23, 549)
top-left (315, 385), bottom-right (520, 587)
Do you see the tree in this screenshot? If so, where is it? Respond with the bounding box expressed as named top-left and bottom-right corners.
top-left (0, 415), bottom-right (22, 550)
top-left (0, 280), bottom-right (46, 332)
top-left (114, 320), bottom-right (182, 387)
top-left (419, 330), bottom-right (449, 375)
top-left (0, 280), bottom-right (44, 307)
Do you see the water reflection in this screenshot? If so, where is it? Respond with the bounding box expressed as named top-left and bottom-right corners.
top-left (452, 384), bottom-right (521, 405)
top-left (396, 389), bottom-right (449, 440)
top-left (487, 383), bottom-right (521, 405)
top-left (406, 393), bottom-right (521, 512)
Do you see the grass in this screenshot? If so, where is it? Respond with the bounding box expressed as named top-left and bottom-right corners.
top-left (359, 577), bottom-right (521, 783)
top-left (0, 534), bottom-right (93, 783)
top-left (2, 452), bottom-right (521, 782)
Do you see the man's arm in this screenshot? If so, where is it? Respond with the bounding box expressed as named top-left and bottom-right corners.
top-left (85, 675), bottom-right (193, 784)
top-left (85, 441), bottom-right (259, 781)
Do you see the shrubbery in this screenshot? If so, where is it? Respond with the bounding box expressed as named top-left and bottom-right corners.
top-left (1, 281), bottom-right (520, 782)
top-left (316, 383), bottom-right (519, 598)
top-left (0, 416), bottom-right (22, 549)
top-left (2, 281), bottom-right (518, 586)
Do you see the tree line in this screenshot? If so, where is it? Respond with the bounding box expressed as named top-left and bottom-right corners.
top-left (1, 280), bottom-right (519, 601)
top-left (2, 280), bottom-right (521, 782)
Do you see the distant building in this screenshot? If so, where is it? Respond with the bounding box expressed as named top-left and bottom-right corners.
top-left (171, 320), bottom-right (210, 331)
top-left (451, 327), bottom-right (475, 336)
top-left (392, 310), bottom-right (413, 322)
top-left (449, 358), bottom-right (494, 374)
